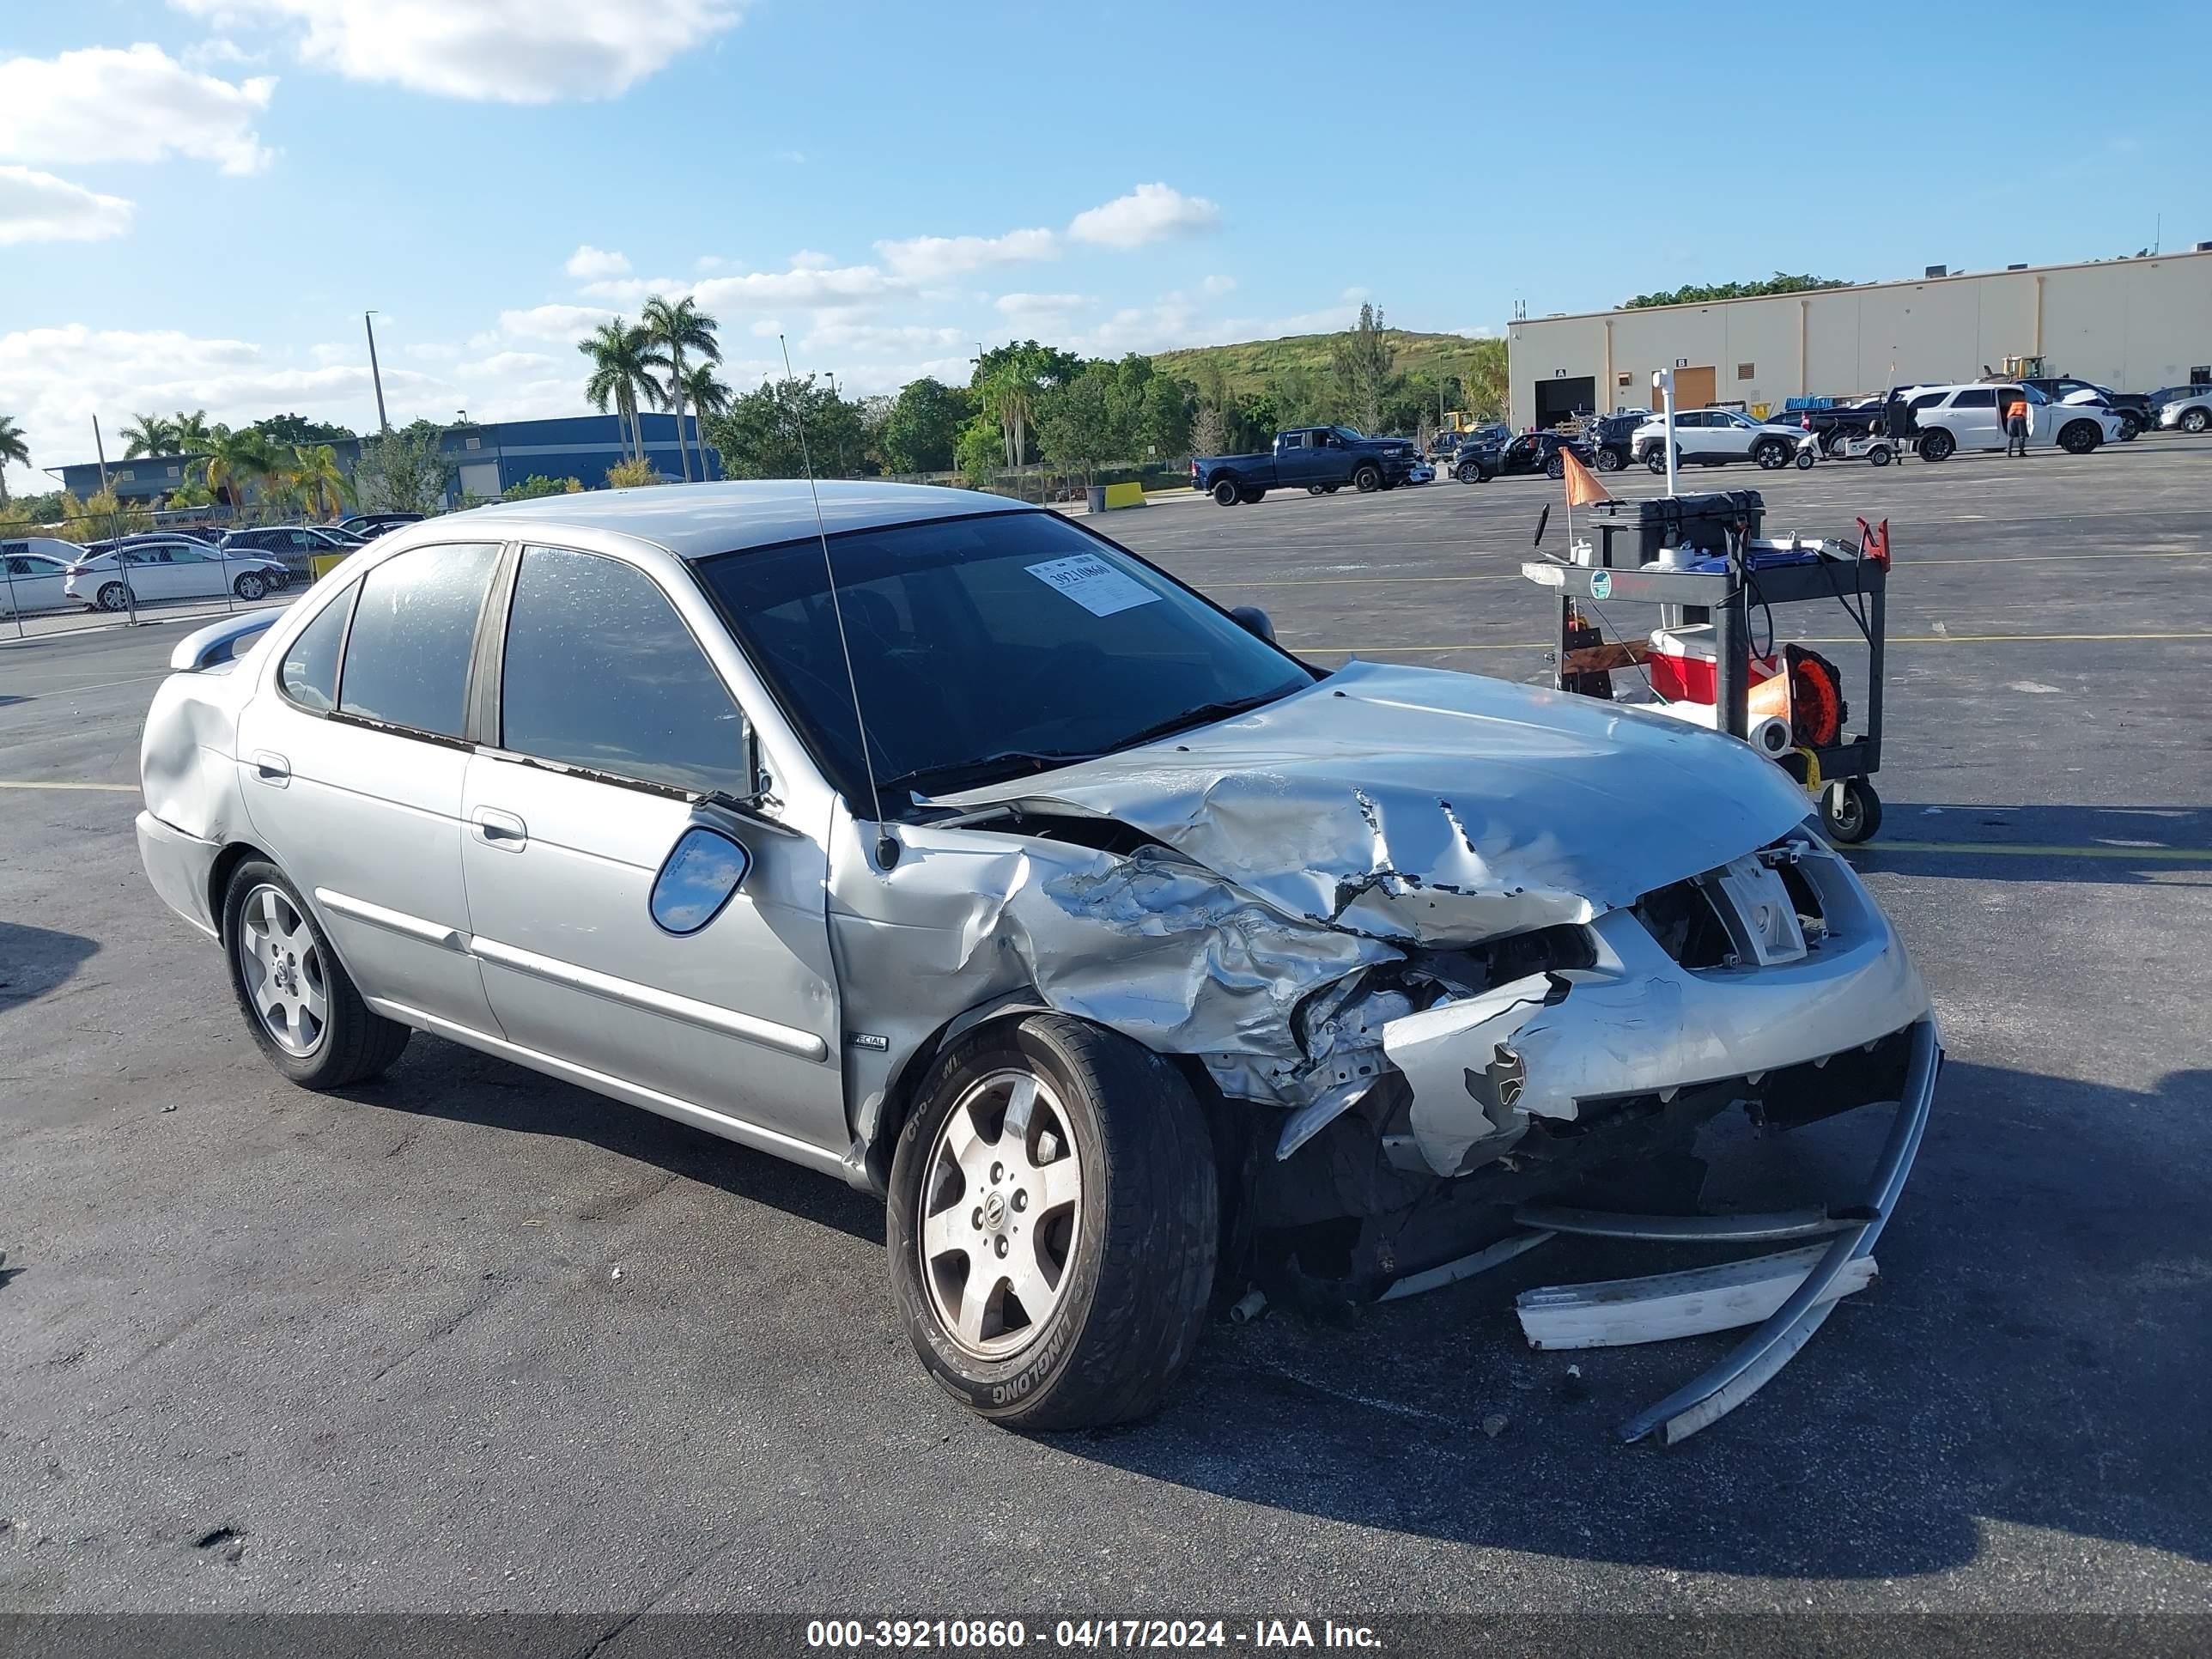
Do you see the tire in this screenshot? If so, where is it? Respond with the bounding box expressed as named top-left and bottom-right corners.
top-left (1644, 447), bottom-right (1675, 476)
top-left (1545, 454), bottom-right (1565, 480)
top-left (2118, 413), bottom-right (2142, 442)
top-left (1211, 478), bottom-right (1240, 507)
top-left (2057, 421), bottom-right (2100, 455)
top-left (1594, 447), bottom-right (1624, 473)
top-left (1820, 779), bottom-right (1883, 845)
top-left (1455, 461), bottom-right (1484, 484)
top-left (1352, 463), bottom-right (1382, 493)
top-left (221, 860), bottom-right (411, 1089)
top-left (1868, 444), bottom-right (1893, 468)
top-left (1753, 438), bottom-right (1790, 470)
top-left (234, 572), bottom-right (269, 601)
top-left (97, 581), bottom-right (130, 612)
top-left (1917, 428), bottom-right (1955, 462)
top-left (1307, 485), bottom-right (1326, 496)
top-left (886, 1014), bottom-right (1218, 1431)
top-left (2183, 407), bottom-right (2209, 434)
top-left (1795, 444), bottom-right (1816, 470)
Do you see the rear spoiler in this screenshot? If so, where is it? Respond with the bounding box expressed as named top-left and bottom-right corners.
top-left (170, 607), bottom-right (282, 672)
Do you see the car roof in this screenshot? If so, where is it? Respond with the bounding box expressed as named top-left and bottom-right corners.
top-left (431, 480), bottom-right (1048, 562)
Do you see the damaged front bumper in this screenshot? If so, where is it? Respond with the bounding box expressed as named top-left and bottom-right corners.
top-left (1373, 838), bottom-right (1929, 1179)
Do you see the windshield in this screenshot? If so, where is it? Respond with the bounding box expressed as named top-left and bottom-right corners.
top-left (696, 511), bottom-right (1315, 813)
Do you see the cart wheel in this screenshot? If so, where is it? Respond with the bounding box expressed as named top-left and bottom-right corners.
top-left (1820, 779), bottom-right (1882, 844)
top-left (1868, 445), bottom-right (1893, 467)
top-left (1795, 444), bottom-right (1815, 470)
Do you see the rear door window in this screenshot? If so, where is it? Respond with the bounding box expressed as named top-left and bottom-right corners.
top-left (337, 543), bottom-right (500, 738)
top-left (498, 545), bottom-right (746, 794)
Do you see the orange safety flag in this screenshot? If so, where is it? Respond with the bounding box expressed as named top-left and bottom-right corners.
top-left (1559, 445), bottom-right (1612, 508)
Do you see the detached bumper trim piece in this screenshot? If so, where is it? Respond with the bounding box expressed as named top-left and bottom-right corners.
top-left (1512, 1205), bottom-right (1853, 1244)
top-left (1617, 1016), bottom-right (1942, 1446)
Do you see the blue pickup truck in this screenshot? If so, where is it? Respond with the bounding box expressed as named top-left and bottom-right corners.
top-left (1190, 426), bottom-right (1419, 506)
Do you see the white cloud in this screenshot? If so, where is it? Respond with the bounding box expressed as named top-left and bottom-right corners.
top-left (787, 249), bottom-right (836, 270)
top-left (403, 341), bottom-right (460, 362)
top-left (994, 292), bottom-right (1091, 319)
top-left (875, 228), bottom-right (1057, 282)
top-left (802, 320), bottom-right (965, 356)
top-left (170, 0), bottom-right (744, 102)
top-left (1066, 182), bottom-right (1220, 250)
top-left (0, 167), bottom-right (134, 246)
top-left (693, 261), bottom-right (902, 310)
top-left (493, 302), bottom-right (619, 343)
top-left (183, 38), bottom-right (265, 70)
top-left (1200, 274), bottom-right (1237, 295)
top-left (565, 244), bottom-right (630, 279)
top-left (0, 45), bottom-right (275, 176)
top-left (457, 349), bottom-right (558, 379)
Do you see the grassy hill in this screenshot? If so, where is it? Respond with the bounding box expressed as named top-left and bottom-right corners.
top-left (1151, 329), bottom-right (1489, 394)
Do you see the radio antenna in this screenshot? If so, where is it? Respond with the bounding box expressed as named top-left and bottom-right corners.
top-left (778, 334), bottom-right (896, 870)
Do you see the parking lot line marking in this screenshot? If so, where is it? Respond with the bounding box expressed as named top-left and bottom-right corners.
top-left (1857, 841), bottom-right (2212, 863)
top-left (0, 780), bottom-right (138, 792)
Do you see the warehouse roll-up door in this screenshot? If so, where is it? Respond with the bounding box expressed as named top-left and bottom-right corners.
top-left (1534, 375), bottom-right (1595, 428)
top-left (1673, 366), bottom-right (1717, 410)
top-left (458, 461), bottom-right (501, 501)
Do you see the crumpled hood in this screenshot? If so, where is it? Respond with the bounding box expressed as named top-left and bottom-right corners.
top-left (938, 659), bottom-right (1815, 945)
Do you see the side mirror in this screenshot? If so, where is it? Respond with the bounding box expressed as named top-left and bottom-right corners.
top-left (650, 824), bottom-right (751, 936)
top-left (1230, 605), bottom-right (1276, 643)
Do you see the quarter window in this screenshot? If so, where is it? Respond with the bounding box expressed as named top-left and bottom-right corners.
top-left (279, 587), bottom-right (355, 714)
top-left (1953, 388), bottom-right (1996, 408)
top-left (337, 543), bottom-right (499, 738)
top-left (499, 545), bottom-right (745, 794)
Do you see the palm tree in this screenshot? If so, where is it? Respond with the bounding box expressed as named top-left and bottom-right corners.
top-left (120, 411), bottom-right (179, 459)
top-left (289, 443), bottom-right (355, 521)
top-left (171, 410), bottom-right (214, 455)
top-left (982, 366), bottom-right (1037, 469)
top-left (196, 427), bottom-right (278, 517)
top-left (676, 362), bottom-right (732, 477)
top-left (641, 295), bottom-right (721, 482)
top-left (579, 321), bottom-right (667, 464)
top-left (0, 414), bottom-right (28, 510)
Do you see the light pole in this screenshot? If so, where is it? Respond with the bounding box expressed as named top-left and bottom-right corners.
top-left (364, 311), bottom-right (391, 434)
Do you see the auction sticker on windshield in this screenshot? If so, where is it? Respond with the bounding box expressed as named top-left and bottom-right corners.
top-left (1024, 555), bottom-right (1160, 618)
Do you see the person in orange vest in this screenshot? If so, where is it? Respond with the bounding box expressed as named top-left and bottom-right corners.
top-left (2005, 389), bottom-right (2031, 457)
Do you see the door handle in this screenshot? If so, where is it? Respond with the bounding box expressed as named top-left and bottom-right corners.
top-left (251, 750), bottom-right (290, 786)
top-left (471, 806), bottom-right (528, 849)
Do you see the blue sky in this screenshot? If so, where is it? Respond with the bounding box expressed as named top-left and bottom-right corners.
top-left (3, 0), bottom-right (2206, 492)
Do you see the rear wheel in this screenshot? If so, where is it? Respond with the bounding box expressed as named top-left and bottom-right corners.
top-left (222, 861), bottom-right (410, 1088)
top-left (2058, 420), bottom-right (2100, 455)
top-left (1868, 444), bottom-right (1893, 467)
top-left (234, 572), bottom-right (269, 601)
top-left (1352, 463), bottom-right (1382, 493)
top-left (886, 1015), bottom-right (1218, 1430)
top-left (1307, 485), bottom-right (1327, 495)
top-left (2118, 412), bottom-right (2142, 441)
top-left (1211, 478), bottom-right (1240, 507)
top-left (1594, 447), bottom-right (1624, 472)
top-left (2182, 407), bottom-right (2210, 434)
top-left (96, 581), bottom-right (130, 611)
top-left (1545, 453), bottom-right (1566, 480)
top-left (1918, 428), bottom-right (1955, 462)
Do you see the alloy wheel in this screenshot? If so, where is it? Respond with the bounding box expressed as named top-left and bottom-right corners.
top-left (236, 883), bottom-right (329, 1057)
top-left (917, 1067), bottom-right (1083, 1358)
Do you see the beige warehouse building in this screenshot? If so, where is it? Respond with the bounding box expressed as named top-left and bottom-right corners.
top-left (1504, 247), bottom-right (2212, 430)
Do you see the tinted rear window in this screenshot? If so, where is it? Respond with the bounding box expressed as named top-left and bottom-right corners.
top-left (337, 544), bottom-right (498, 738)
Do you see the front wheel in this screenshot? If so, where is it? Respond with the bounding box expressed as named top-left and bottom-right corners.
top-left (2057, 421), bottom-right (2100, 455)
top-left (2183, 408), bottom-right (2210, 434)
top-left (1455, 461), bottom-right (1485, 483)
top-left (222, 861), bottom-right (411, 1087)
top-left (1918, 428), bottom-right (1955, 462)
top-left (1211, 478), bottom-right (1240, 507)
top-left (1644, 447), bottom-right (1673, 475)
top-left (1594, 447), bottom-right (1624, 472)
top-left (886, 1015), bottom-right (1218, 1431)
top-left (1820, 779), bottom-right (1883, 845)
top-left (1352, 464), bottom-right (1382, 493)
top-left (234, 572), bottom-right (269, 601)
top-left (1545, 454), bottom-right (1566, 480)
top-left (1307, 485), bottom-right (1327, 495)
top-left (1754, 438), bottom-right (1790, 470)
top-left (2118, 413), bottom-right (2142, 441)
top-left (1795, 444), bottom-right (1816, 470)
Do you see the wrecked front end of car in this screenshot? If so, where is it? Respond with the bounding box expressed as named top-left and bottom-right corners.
top-left (831, 659), bottom-right (1937, 1435)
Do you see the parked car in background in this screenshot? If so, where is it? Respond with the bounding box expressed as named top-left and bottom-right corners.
top-left (1405, 459), bottom-right (1436, 485)
top-left (221, 525), bottom-right (365, 556)
top-left (1192, 426), bottom-right (1419, 505)
top-left (87, 531), bottom-right (221, 555)
top-left (2150, 384), bottom-right (2212, 433)
top-left (133, 481), bottom-right (1936, 1431)
top-left (1454, 429), bottom-right (1595, 483)
top-left (2020, 377), bottom-right (2152, 441)
top-left (1901, 382), bottom-right (2118, 459)
top-left (64, 539), bottom-right (290, 611)
top-left (1585, 412), bottom-right (1646, 472)
top-left (1632, 409), bottom-right (1814, 473)
top-left (339, 512), bottom-right (425, 539)
top-left (1, 538), bottom-right (86, 615)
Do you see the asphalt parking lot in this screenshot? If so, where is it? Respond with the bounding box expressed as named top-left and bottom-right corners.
top-left (3, 439), bottom-right (2209, 1626)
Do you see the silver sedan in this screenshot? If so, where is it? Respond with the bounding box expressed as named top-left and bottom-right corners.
top-left (137, 483), bottom-right (1936, 1430)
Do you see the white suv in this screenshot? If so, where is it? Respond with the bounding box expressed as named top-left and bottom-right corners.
top-left (1901, 383), bottom-right (2119, 460)
top-left (1631, 408), bottom-right (1814, 473)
